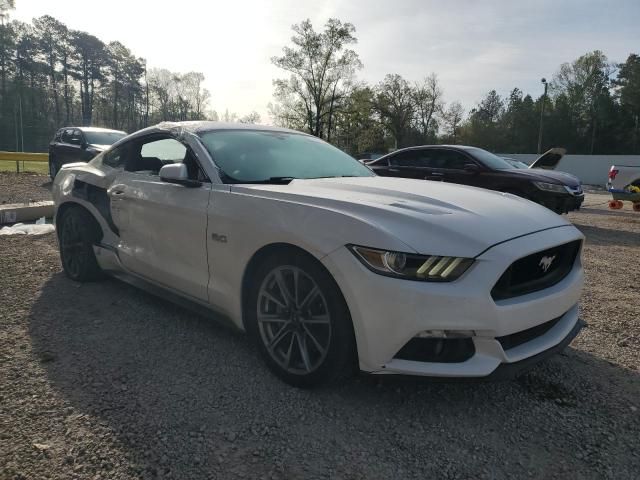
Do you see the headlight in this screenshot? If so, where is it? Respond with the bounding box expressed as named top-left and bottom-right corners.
top-left (348, 245), bottom-right (474, 282)
top-left (532, 181), bottom-right (566, 193)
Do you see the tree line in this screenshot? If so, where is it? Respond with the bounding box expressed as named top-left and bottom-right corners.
top-left (0, 4), bottom-right (226, 151)
top-left (1, 3), bottom-right (638, 156)
top-left (270, 19), bottom-right (640, 156)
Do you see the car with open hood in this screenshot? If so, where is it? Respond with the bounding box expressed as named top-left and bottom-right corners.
top-left (49, 127), bottom-right (127, 179)
top-left (52, 122), bottom-right (585, 387)
top-left (367, 146), bottom-right (584, 214)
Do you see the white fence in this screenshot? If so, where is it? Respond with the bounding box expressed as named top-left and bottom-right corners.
top-left (499, 154), bottom-right (640, 186)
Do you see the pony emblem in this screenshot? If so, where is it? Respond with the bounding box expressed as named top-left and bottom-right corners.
top-left (539, 255), bottom-right (556, 273)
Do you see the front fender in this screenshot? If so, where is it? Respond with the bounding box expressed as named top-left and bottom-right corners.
top-left (205, 188), bottom-right (413, 328)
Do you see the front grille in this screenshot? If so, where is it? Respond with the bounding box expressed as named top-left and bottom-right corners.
top-left (394, 338), bottom-right (475, 363)
top-left (496, 316), bottom-right (562, 351)
top-left (491, 240), bottom-right (581, 301)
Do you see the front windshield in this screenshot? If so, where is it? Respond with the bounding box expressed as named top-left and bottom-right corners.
top-left (464, 147), bottom-right (514, 170)
top-left (84, 131), bottom-right (126, 145)
top-left (198, 130), bottom-right (374, 183)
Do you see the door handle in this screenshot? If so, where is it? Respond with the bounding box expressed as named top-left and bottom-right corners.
top-left (388, 168), bottom-right (401, 173)
top-left (430, 172), bottom-right (444, 176)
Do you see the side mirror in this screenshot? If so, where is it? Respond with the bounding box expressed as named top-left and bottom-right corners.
top-left (159, 163), bottom-right (201, 188)
top-left (463, 164), bottom-right (480, 174)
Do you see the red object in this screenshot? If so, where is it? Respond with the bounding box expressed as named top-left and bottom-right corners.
top-left (608, 167), bottom-right (619, 180)
top-left (633, 202), bottom-right (640, 212)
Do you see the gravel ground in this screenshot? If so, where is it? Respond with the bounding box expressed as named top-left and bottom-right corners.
top-left (1, 194), bottom-right (639, 480)
top-left (0, 173), bottom-right (52, 205)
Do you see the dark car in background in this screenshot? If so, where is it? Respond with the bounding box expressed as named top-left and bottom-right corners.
top-left (48, 127), bottom-right (126, 179)
top-left (367, 145), bottom-right (584, 214)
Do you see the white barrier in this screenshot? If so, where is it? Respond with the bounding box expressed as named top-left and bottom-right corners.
top-left (499, 154), bottom-right (640, 186)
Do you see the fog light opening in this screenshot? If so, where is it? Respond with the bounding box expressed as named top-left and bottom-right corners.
top-left (416, 329), bottom-right (476, 339)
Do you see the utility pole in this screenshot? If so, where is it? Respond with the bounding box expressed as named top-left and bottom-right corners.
top-left (537, 78), bottom-right (548, 154)
top-left (634, 114), bottom-right (639, 154)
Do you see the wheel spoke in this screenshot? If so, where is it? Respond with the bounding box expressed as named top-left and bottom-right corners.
top-left (299, 285), bottom-right (319, 310)
top-left (283, 332), bottom-right (296, 368)
top-left (292, 268), bottom-right (300, 307)
top-left (301, 314), bottom-right (330, 325)
top-left (274, 270), bottom-right (294, 307)
top-left (257, 313), bottom-right (288, 324)
top-left (268, 324), bottom-right (292, 351)
top-left (296, 332), bottom-right (312, 372)
top-left (260, 291), bottom-right (287, 309)
top-left (302, 324), bottom-right (328, 356)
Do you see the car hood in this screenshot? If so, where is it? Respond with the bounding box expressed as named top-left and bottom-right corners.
top-left (232, 176), bottom-right (572, 257)
top-left (506, 168), bottom-right (581, 186)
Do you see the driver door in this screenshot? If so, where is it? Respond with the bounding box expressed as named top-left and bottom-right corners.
top-left (108, 134), bottom-right (211, 301)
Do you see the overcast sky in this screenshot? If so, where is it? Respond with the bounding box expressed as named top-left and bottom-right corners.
top-left (12, 0), bottom-right (640, 121)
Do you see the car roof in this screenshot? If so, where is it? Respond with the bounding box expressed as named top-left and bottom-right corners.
top-left (118, 121), bottom-right (308, 143)
top-left (158, 121), bottom-right (303, 135)
top-left (59, 126), bottom-right (127, 134)
top-left (373, 144), bottom-right (472, 163)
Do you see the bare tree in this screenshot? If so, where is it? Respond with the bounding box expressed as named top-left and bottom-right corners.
top-left (412, 73), bottom-right (444, 140)
top-left (443, 101), bottom-right (464, 143)
top-left (271, 18), bottom-right (362, 138)
top-left (373, 74), bottom-right (414, 148)
top-left (239, 111), bottom-right (261, 124)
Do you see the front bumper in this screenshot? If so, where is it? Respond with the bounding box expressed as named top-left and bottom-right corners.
top-left (532, 191), bottom-right (584, 214)
top-left (321, 225), bottom-right (584, 377)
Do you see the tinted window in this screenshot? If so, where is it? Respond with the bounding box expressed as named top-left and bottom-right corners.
top-left (434, 150), bottom-right (471, 170)
top-left (463, 147), bottom-right (513, 170)
top-left (84, 131), bottom-right (127, 145)
top-left (198, 130), bottom-right (373, 183)
top-left (61, 129), bottom-right (75, 143)
top-left (389, 150), bottom-right (435, 167)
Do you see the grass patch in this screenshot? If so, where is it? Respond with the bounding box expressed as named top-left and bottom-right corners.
top-left (0, 160), bottom-right (49, 175)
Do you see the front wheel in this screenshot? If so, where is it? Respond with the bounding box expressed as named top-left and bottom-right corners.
top-left (59, 207), bottom-right (104, 282)
top-left (245, 251), bottom-right (357, 387)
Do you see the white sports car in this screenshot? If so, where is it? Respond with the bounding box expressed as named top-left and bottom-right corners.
top-left (52, 122), bottom-right (585, 387)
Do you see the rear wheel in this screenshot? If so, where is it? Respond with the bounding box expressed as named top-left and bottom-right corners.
top-left (245, 250), bottom-right (357, 387)
top-left (59, 207), bottom-right (104, 282)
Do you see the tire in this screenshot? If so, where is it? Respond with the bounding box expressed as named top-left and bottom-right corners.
top-left (245, 250), bottom-right (357, 387)
top-left (58, 207), bottom-right (104, 282)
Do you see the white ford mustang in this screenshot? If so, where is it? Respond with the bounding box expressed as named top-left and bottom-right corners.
top-left (52, 121), bottom-right (585, 386)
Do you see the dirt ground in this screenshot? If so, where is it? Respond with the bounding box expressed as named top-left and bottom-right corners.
top-left (0, 173), bottom-right (52, 205)
top-left (0, 189), bottom-right (639, 479)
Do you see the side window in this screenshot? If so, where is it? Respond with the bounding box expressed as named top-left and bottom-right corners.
top-left (72, 129), bottom-right (84, 145)
top-left (140, 138), bottom-right (187, 162)
top-left (127, 137), bottom-right (209, 181)
top-left (61, 128), bottom-right (75, 144)
top-left (389, 151), bottom-right (416, 167)
top-left (103, 146), bottom-right (125, 170)
top-left (390, 150), bottom-right (434, 167)
top-left (435, 150), bottom-right (472, 170)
